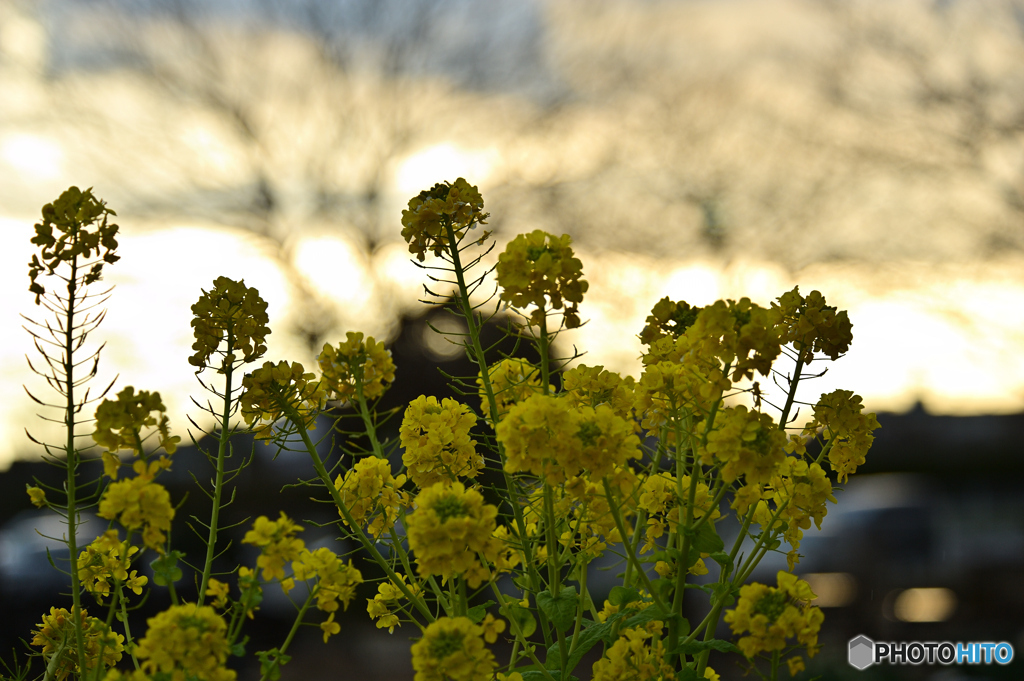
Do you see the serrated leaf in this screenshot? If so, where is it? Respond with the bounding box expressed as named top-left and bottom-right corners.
top-left (609, 586), bottom-right (641, 607)
top-left (536, 587), bottom-right (578, 632)
top-left (677, 666), bottom-right (702, 681)
top-left (466, 600), bottom-right (495, 624)
top-left (693, 522), bottom-right (724, 554)
top-left (709, 552), bottom-right (732, 569)
top-left (676, 639), bottom-right (741, 656)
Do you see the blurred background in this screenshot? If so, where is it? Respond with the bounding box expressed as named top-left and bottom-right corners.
top-left (2, 0), bottom-right (1024, 679)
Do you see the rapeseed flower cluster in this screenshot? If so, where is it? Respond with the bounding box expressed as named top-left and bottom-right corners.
top-left (496, 394), bottom-right (640, 484)
top-left (495, 229), bottom-right (588, 328)
top-left (702, 407), bottom-right (787, 486)
top-left (768, 459), bottom-right (837, 569)
top-left (806, 389), bottom-right (880, 482)
top-left (400, 395), bottom-right (482, 488)
top-left (188, 276), bottom-right (270, 372)
top-left (92, 386), bottom-right (180, 462)
top-left (239, 360), bottom-right (326, 440)
top-left (132, 604), bottom-right (235, 681)
top-left (635, 360), bottom-right (729, 434)
top-left (638, 472), bottom-right (719, 555)
top-left (366, 573), bottom-right (421, 633)
top-left (28, 186), bottom-right (119, 303)
top-left (773, 287), bottom-right (853, 362)
top-left (334, 457), bottom-right (408, 539)
top-left (318, 332), bottom-right (396, 402)
top-left (724, 571), bottom-right (823, 661)
top-left (32, 607), bottom-right (123, 680)
top-left (410, 617), bottom-right (496, 681)
top-left (639, 297), bottom-right (702, 345)
top-left (400, 178), bottom-right (488, 261)
top-left (405, 482), bottom-right (500, 587)
top-left (97, 462), bottom-right (175, 551)
top-left (77, 530), bottom-right (147, 602)
top-left (563, 364), bottom-right (637, 419)
top-left (590, 622), bottom-right (677, 681)
top-left (242, 512), bottom-right (306, 582)
top-left (477, 358), bottom-right (545, 422)
top-left (292, 547), bottom-right (363, 612)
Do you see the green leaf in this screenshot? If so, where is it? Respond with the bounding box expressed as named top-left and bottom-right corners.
top-left (536, 587), bottom-right (578, 632)
top-left (608, 586), bottom-right (641, 607)
top-left (693, 522), bottom-right (724, 554)
top-left (502, 600), bottom-right (537, 638)
top-left (709, 552), bottom-right (732, 570)
top-left (466, 600), bottom-right (495, 624)
top-left (256, 649), bottom-right (291, 681)
top-left (150, 551), bottom-right (184, 587)
top-left (521, 673), bottom-right (578, 681)
top-left (676, 639), bottom-right (741, 656)
top-left (677, 666), bottom-right (702, 681)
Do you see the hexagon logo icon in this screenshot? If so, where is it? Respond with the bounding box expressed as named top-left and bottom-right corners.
top-left (848, 635), bottom-right (875, 670)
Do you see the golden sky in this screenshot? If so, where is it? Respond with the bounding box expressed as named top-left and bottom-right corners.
top-left (4, 0), bottom-right (1024, 466)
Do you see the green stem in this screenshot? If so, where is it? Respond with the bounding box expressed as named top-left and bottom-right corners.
top-left (198, 352), bottom-right (235, 606)
top-left (258, 588), bottom-right (316, 681)
top-left (295, 424), bottom-right (434, 622)
top-left (62, 253), bottom-right (88, 677)
top-left (487, 582), bottom-right (557, 681)
top-left (601, 478), bottom-right (666, 614)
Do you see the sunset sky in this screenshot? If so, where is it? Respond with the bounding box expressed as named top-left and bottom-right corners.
top-left (4, 0), bottom-right (1024, 467)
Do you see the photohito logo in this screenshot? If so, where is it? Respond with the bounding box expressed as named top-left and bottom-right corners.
top-left (848, 635), bottom-right (1014, 669)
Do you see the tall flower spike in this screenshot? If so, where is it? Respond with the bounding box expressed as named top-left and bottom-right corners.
top-left (189, 277), bottom-right (271, 373)
top-left (28, 186), bottom-right (119, 304)
top-left (401, 178), bottom-right (488, 261)
top-left (318, 332), bottom-right (396, 402)
top-left (92, 386), bottom-right (180, 458)
top-left (495, 229), bottom-right (589, 328)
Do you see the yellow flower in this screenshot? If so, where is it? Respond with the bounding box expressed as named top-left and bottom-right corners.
top-left (806, 390), bottom-right (880, 482)
top-left (401, 178), bottom-right (489, 261)
top-left (292, 547), bottom-right (363, 613)
top-left (320, 612), bottom-right (341, 643)
top-left (563, 364), bottom-right (637, 420)
top-left (238, 360), bottom-right (326, 440)
top-left (93, 386), bottom-right (180, 457)
top-left (497, 394), bottom-right (639, 485)
top-left (591, 623), bottom-right (674, 681)
top-left (495, 230), bottom-right (588, 328)
top-left (400, 395), bottom-right (482, 488)
top-left (26, 485), bottom-right (46, 508)
top-left (242, 512), bottom-right (306, 581)
top-left (773, 287), bottom-right (853, 362)
top-left (410, 617), bottom-right (496, 681)
top-left (477, 357), bottom-right (545, 422)
top-left (639, 297), bottom-right (702, 345)
top-left (28, 186), bottom-right (119, 304)
top-left (32, 607), bottom-right (123, 680)
top-left (787, 655), bottom-right (805, 676)
top-left (206, 578), bottom-right (230, 609)
top-left (724, 572), bottom-right (824, 660)
top-left (77, 530), bottom-right (144, 602)
top-left (334, 457), bottom-right (408, 539)
top-left (134, 604), bottom-right (235, 681)
top-left (481, 614), bottom-right (506, 643)
top-left (702, 406), bottom-right (787, 486)
top-left (405, 482), bottom-right (500, 587)
top-left (367, 574), bottom-right (421, 633)
top-left (319, 332), bottom-right (396, 402)
top-left (98, 475), bottom-right (175, 551)
top-left (188, 276), bottom-right (270, 372)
